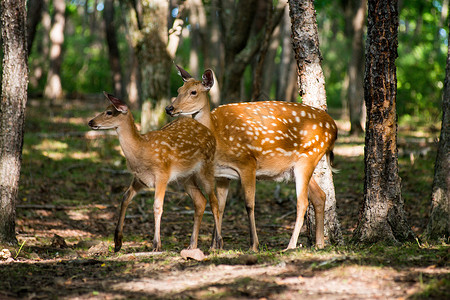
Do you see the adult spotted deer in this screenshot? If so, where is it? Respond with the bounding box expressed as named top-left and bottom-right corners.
top-left (89, 92), bottom-right (222, 252)
top-left (166, 65), bottom-right (338, 251)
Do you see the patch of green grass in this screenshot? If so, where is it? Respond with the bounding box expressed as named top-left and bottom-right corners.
top-left (411, 277), bottom-right (450, 299)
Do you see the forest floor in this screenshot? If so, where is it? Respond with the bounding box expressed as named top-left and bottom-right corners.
top-left (0, 97), bottom-right (448, 299)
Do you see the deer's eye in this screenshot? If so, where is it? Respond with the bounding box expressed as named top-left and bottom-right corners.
top-left (191, 90), bottom-right (197, 96)
top-left (106, 111), bottom-right (113, 116)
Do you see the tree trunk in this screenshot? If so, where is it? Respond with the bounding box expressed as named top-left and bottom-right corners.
top-left (43, 0), bottom-right (66, 101)
top-left (103, 0), bottom-right (124, 99)
top-left (276, 6), bottom-right (297, 102)
top-left (352, 0), bottom-right (414, 244)
top-left (347, 0), bottom-right (366, 136)
top-left (251, 0), bottom-right (273, 102)
top-left (206, 0), bottom-right (223, 106)
top-left (0, 0), bottom-right (28, 245)
top-left (426, 20), bottom-right (450, 240)
top-left (288, 0), bottom-right (343, 245)
top-left (26, 0), bottom-right (43, 55)
top-left (124, 0), bottom-right (184, 132)
top-left (128, 0), bottom-right (172, 133)
top-left (187, 0), bottom-right (207, 79)
top-left (219, 0), bottom-right (258, 102)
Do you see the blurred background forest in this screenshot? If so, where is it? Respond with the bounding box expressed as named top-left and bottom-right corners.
top-left (25, 0), bottom-right (448, 131)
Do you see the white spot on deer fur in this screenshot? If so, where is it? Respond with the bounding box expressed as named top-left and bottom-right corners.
top-left (269, 140), bottom-right (275, 144)
top-left (312, 124), bottom-right (317, 130)
top-left (268, 130), bottom-right (275, 133)
top-left (319, 122), bottom-right (323, 127)
top-left (325, 122), bottom-right (330, 128)
top-left (315, 135), bottom-right (319, 141)
top-left (229, 136), bottom-right (234, 142)
top-left (294, 143), bottom-right (298, 147)
top-left (262, 150), bottom-right (273, 155)
top-left (301, 111), bottom-right (306, 117)
top-left (300, 153), bottom-right (308, 158)
top-left (320, 142), bottom-right (324, 148)
top-left (307, 113), bottom-right (312, 118)
top-left (276, 148), bottom-right (292, 156)
top-left (282, 107), bottom-right (286, 111)
top-left (295, 116), bottom-right (300, 122)
top-left (309, 151), bottom-right (313, 155)
top-left (271, 123), bottom-right (277, 127)
top-left (292, 111), bottom-right (297, 116)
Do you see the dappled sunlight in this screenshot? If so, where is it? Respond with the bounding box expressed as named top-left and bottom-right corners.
top-left (334, 144), bottom-right (364, 157)
top-left (52, 116), bottom-right (90, 127)
top-left (31, 138), bottom-right (101, 161)
top-left (17, 218), bottom-right (95, 239)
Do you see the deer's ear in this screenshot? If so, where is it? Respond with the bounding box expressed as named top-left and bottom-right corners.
top-left (104, 91), bottom-right (128, 113)
top-left (175, 64), bottom-right (193, 82)
top-left (201, 69), bottom-right (214, 91)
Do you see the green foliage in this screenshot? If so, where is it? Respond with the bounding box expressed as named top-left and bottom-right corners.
top-left (316, 0), bottom-right (447, 119)
top-left (25, 0), bottom-right (447, 123)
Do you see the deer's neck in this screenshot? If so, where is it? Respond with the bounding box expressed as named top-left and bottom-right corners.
top-left (116, 113), bottom-right (142, 160)
top-left (194, 102), bottom-right (214, 133)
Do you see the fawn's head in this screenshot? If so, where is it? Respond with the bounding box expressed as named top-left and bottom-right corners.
top-left (89, 92), bottom-right (129, 130)
top-left (165, 65), bottom-right (213, 117)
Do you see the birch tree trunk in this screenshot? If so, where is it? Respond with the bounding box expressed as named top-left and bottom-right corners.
top-left (352, 0), bottom-right (414, 244)
top-left (288, 0), bottom-right (343, 245)
top-left (0, 0), bottom-right (28, 245)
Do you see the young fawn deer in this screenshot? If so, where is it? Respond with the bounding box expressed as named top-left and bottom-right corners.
top-left (89, 92), bottom-right (222, 252)
top-left (166, 65), bottom-right (338, 251)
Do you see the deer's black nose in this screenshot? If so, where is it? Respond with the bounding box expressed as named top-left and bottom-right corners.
top-left (165, 105), bottom-right (174, 115)
top-left (88, 120), bottom-right (94, 127)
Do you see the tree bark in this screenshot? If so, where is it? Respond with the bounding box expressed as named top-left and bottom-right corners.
top-left (26, 0), bottom-right (44, 55)
top-left (0, 0), bottom-right (28, 245)
top-left (43, 0), bottom-right (66, 101)
top-left (288, 0), bottom-right (343, 245)
top-left (103, 0), bottom-right (124, 99)
top-left (124, 0), bottom-right (183, 132)
top-left (219, 0), bottom-right (258, 102)
top-left (217, 0), bottom-right (282, 104)
top-left (426, 20), bottom-right (450, 240)
top-left (187, 0), bottom-right (207, 79)
top-left (352, 0), bottom-right (414, 244)
top-left (347, 0), bottom-right (366, 136)
top-left (277, 7), bottom-right (297, 102)
top-left (206, 0), bottom-right (224, 106)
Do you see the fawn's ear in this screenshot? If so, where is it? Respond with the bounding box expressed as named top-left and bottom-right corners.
top-left (103, 91), bottom-right (128, 113)
top-left (201, 69), bottom-right (214, 91)
top-left (175, 64), bottom-right (193, 82)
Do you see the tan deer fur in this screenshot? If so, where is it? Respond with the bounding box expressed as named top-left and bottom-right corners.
top-left (166, 66), bottom-right (338, 251)
top-left (89, 92), bottom-right (222, 252)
